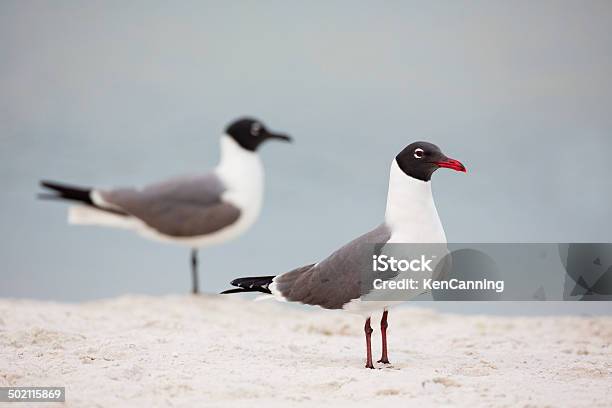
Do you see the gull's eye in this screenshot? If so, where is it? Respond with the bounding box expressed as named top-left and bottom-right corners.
top-left (414, 148), bottom-right (425, 159)
top-left (250, 122), bottom-right (262, 136)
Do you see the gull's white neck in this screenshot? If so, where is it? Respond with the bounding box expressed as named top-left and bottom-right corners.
top-left (385, 160), bottom-right (446, 243)
top-left (214, 135), bottom-right (264, 214)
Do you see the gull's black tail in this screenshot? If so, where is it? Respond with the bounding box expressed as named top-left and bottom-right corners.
top-left (38, 180), bottom-right (94, 206)
top-left (220, 276), bottom-right (275, 295)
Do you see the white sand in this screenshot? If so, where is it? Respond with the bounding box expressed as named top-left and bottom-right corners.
top-left (0, 295), bottom-right (610, 407)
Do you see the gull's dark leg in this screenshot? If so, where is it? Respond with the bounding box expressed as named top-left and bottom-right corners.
top-left (364, 317), bottom-right (374, 369)
top-left (191, 249), bottom-right (199, 295)
top-left (377, 310), bottom-right (390, 364)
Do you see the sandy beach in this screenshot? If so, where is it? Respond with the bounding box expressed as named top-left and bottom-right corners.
top-left (0, 295), bottom-right (610, 407)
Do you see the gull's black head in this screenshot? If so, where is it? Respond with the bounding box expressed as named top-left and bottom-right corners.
top-left (396, 141), bottom-right (466, 182)
top-left (225, 117), bottom-right (291, 152)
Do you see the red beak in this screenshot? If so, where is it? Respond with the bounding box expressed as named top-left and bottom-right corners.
top-left (435, 157), bottom-right (466, 173)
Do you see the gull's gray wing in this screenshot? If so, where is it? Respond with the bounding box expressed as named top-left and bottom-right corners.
top-left (99, 173), bottom-right (241, 237)
top-left (273, 223), bottom-right (391, 309)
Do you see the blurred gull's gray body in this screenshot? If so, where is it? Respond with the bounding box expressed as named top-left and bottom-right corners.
top-left (66, 134), bottom-right (263, 250)
top-left (40, 118), bottom-right (291, 294)
top-left (94, 173), bottom-right (241, 239)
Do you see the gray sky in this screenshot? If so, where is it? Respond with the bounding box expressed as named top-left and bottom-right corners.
top-left (1, 1), bottom-right (611, 314)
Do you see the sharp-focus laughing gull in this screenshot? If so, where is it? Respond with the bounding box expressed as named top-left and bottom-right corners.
top-left (222, 141), bottom-right (465, 369)
top-left (39, 117), bottom-right (291, 294)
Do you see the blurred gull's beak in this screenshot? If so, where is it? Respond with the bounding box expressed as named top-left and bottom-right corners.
top-left (264, 131), bottom-right (292, 143)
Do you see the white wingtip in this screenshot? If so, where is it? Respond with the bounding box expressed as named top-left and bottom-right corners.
top-left (68, 205), bottom-right (132, 228)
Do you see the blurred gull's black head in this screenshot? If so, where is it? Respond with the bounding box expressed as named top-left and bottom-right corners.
top-left (225, 118), bottom-right (291, 152)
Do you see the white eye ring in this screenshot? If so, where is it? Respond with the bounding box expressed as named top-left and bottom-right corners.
top-left (250, 123), bottom-right (262, 136)
top-left (414, 148), bottom-right (425, 159)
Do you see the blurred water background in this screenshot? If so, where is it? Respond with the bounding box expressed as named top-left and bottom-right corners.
top-left (1, 1), bottom-right (611, 314)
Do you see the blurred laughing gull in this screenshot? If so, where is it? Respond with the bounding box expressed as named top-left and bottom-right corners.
top-left (39, 117), bottom-right (291, 294)
top-left (222, 141), bottom-right (465, 369)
